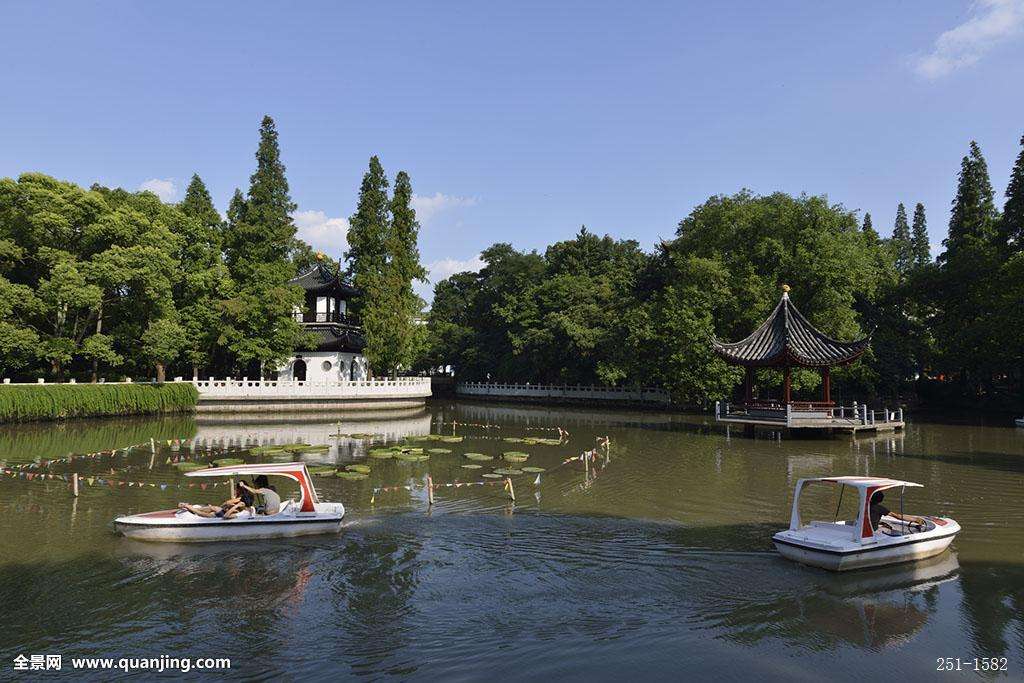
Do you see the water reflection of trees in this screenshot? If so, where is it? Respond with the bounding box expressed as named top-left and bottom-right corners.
top-left (958, 562), bottom-right (1024, 659)
top-left (0, 415), bottom-right (196, 462)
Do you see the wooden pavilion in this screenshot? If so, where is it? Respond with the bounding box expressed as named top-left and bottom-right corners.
top-left (711, 285), bottom-right (902, 433)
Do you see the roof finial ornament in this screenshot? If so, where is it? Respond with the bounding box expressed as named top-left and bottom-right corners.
top-left (315, 251), bottom-right (325, 262)
top-left (782, 283), bottom-right (790, 298)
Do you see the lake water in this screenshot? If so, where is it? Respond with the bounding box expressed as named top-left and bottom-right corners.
top-left (2, 401), bottom-right (1023, 681)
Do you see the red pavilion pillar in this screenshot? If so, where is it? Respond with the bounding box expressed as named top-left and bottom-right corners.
top-left (821, 366), bottom-right (831, 405)
top-left (783, 366), bottom-right (792, 405)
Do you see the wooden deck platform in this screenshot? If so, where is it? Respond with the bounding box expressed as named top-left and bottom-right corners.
top-left (714, 401), bottom-right (905, 434)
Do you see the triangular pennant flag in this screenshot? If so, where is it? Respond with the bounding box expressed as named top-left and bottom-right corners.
top-left (534, 474), bottom-right (541, 485)
top-left (160, 484), bottom-right (167, 490)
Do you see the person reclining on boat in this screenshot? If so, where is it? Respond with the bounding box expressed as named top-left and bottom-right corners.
top-left (240, 475), bottom-right (281, 515)
top-left (870, 491), bottom-right (925, 533)
top-left (177, 484), bottom-right (253, 519)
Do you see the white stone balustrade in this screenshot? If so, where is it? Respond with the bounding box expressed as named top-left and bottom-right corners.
top-left (456, 382), bottom-right (671, 404)
top-left (192, 377), bottom-right (432, 400)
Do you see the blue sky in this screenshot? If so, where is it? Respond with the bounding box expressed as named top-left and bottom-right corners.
top-left (3, 2), bottom-right (1024, 300)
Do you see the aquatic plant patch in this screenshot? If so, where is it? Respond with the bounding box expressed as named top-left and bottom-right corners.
top-left (212, 458), bottom-right (244, 467)
top-left (0, 382), bottom-right (199, 423)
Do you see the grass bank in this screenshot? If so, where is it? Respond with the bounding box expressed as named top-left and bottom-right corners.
top-left (0, 383), bottom-right (199, 423)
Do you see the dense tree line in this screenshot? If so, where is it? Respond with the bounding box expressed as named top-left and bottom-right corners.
top-left (0, 116), bottom-right (424, 382)
top-left (425, 134), bottom-right (1024, 408)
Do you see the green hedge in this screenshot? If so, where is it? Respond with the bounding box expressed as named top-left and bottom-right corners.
top-left (0, 383), bottom-right (199, 423)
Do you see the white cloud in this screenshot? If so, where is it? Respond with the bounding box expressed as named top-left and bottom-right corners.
top-left (293, 209), bottom-right (349, 257)
top-left (912, 0), bottom-right (1024, 79)
top-left (411, 192), bottom-right (478, 224)
top-left (425, 254), bottom-right (485, 283)
top-left (138, 178), bottom-right (177, 202)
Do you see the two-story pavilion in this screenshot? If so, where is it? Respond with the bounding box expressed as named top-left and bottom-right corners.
top-left (276, 260), bottom-right (369, 383)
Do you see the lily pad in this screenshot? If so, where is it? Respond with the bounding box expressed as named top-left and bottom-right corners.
top-left (346, 464), bottom-right (372, 474)
top-left (335, 471), bottom-right (368, 480)
top-left (536, 438), bottom-right (562, 446)
top-left (309, 466), bottom-right (337, 476)
top-left (441, 436), bottom-right (464, 443)
top-left (427, 448), bottom-right (453, 454)
top-left (492, 468), bottom-right (523, 476)
top-left (502, 452), bottom-right (529, 462)
top-left (250, 445), bottom-right (287, 455)
top-left (328, 433), bottom-right (350, 438)
top-left (482, 473), bottom-right (503, 479)
top-left (173, 462), bottom-right (207, 471)
top-left (461, 464), bottom-right (483, 469)
top-left (464, 452), bottom-right (492, 461)
top-left (212, 457), bottom-right (244, 467)
top-left (395, 447), bottom-right (424, 454)
top-left (267, 453), bottom-right (296, 462)
top-left (521, 466), bottom-right (546, 473)
top-left (502, 437), bottom-right (525, 443)
top-left (349, 433), bottom-right (381, 440)
top-left (395, 453), bottom-right (430, 462)
top-left (289, 444), bottom-right (329, 453)
top-left (369, 449), bottom-right (394, 459)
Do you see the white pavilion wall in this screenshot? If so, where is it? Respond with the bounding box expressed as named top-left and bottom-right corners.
top-left (277, 352), bottom-right (368, 382)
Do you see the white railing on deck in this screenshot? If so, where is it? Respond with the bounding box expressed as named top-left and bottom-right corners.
top-left (715, 401), bottom-right (904, 427)
top-left (192, 377), bottom-right (431, 399)
top-left (456, 382), bottom-right (671, 404)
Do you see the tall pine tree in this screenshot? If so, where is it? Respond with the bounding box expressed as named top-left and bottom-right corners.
top-left (1003, 133), bottom-right (1024, 251)
top-left (862, 212), bottom-right (879, 244)
top-left (911, 202), bottom-right (930, 266)
top-left (892, 202), bottom-right (912, 273)
top-left (176, 174), bottom-right (230, 379)
top-left (387, 170), bottom-right (428, 370)
top-left (220, 116), bottom-right (305, 376)
top-left (345, 159), bottom-right (428, 375)
top-left (935, 141), bottom-right (1001, 393)
top-left (346, 156), bottom-right (392, 376)
top-left (942, 141), bottom-right (997, 259)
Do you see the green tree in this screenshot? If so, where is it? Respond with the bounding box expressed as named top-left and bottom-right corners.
top-left (176, 174), bottom-right (231, 379)
top-left (385, 170), bottom-right (428, 372)
top-left (943, 141), bottom-right (998, 258)
top-left (862, 212), bottom-right (880, 244)
top-left (933, 141), bottom-right (1002, 395)
top-left (1002, 133), bottom-right (1024, 251)
top-left (911, 202), bottom-right (930, 266)
top-left (220, 116), bottom-right (306, 376)
top-left (891, 203), bottom-right (912, 274)
top-left (141, 317), bottom-right (186, 382)
top-left (345, 156), bottom-right (392, 375)
top-left (179, 174), bottom-right (222, 234)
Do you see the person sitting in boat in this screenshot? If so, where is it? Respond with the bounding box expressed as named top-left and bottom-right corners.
top-left (178, 484), bottom-right (253, 519)
top-left (870, 491), bottom-right (925, 533)
top-left (240, 475), bottom-right (281, 515)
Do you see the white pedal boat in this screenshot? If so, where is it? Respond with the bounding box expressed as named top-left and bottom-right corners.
top-left (114, 463), bottom-right (345, 543)
top-left (773, 476), bottom-right (959, 572)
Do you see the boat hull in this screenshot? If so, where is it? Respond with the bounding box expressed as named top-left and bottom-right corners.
top-left (114, 505), bottom-right (345, 543)
top-left (773, 525), bottom-right (958, 571)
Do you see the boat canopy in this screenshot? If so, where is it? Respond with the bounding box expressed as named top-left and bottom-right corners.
top-left (803, 476), bottom-right (922, 490)
top-left (789, 476), bottom-right (923, 543)
top-left (186, 462), bottom-right (320, 513)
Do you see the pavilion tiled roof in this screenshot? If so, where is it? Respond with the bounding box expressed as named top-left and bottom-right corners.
top-left (289, 262), bottom-right (359, 297)
top-left (711, 288), bottom-right (870, 367)
top-left (301, 323), bottom-right (366, 354)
